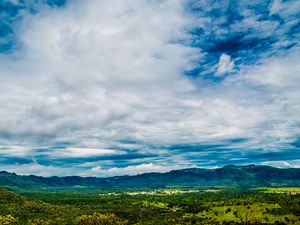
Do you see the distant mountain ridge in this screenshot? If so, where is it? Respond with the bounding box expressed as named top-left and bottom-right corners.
top-left (0, 165), bottom-right (299, 189)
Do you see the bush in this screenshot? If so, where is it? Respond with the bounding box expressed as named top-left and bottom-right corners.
top-left (0, 215), bottom-right (18, 225)
top-left (225, 208), bottom-right (231, 213)
top-left (27, 219), bottom-right (51, 225)
top-left (75, 213), bottom-right (127, 225)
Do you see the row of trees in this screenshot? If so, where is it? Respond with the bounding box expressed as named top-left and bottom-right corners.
top-left (1, 213), bottom-right (297, 225)
top-left (0, 213), bottom-right (127, 225)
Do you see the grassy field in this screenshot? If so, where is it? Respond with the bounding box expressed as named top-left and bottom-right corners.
top-left (0, 187), bottom-right (299, 224)
top-left (253, 187), bottom-right (300, 195)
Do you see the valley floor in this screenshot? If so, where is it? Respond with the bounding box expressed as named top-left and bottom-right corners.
top-left (0, 187), bottom-right (299, 225)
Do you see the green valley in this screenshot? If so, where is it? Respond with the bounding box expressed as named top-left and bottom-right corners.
top-left (0, 187), bottom-right (299, 225)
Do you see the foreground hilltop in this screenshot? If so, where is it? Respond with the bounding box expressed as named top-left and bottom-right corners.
top-left (0, 165), bottom-right (299, 189)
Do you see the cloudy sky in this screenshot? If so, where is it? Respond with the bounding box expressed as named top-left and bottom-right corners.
top-left (0, 0), bottom-right (299, 177)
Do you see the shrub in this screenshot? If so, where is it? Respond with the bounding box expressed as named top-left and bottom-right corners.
top-left (0, 215), bottom-right (18, 225)
top-left (75, 213), bottom-right (127, 225)
top-left (225, 208), bottom-right (231, 213)
top-left (27, 219), bottom-right (51, 225)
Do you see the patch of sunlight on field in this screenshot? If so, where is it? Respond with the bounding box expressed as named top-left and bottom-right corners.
top-left (254, 187), bottom-right (300, 194)
top-left (98, 187), bottom-right (236, 196)
top-left (183, 203), bottom-right (299, 224)
top-left (203, 189), bottom-right (221, 193)
top-left (99, 188), bottom-right (203, 196)
top-left (140, 200), bottom-right (168, 209)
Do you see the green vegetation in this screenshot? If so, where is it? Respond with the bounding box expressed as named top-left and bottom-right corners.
top-left (0, 215), bottom-right (19, 225)
top-left (253, 187), bottom-right (300, 195)
top-left (75, 214), bottom-right (127, 225)
top-left (0, 188), bottom-right (299, 224)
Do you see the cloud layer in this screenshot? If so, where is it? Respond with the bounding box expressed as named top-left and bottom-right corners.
top-left (0, 0), bottom-right (299, 176)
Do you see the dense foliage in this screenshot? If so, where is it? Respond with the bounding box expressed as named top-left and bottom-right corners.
top-left (0, 188), bottom-right (299, 224)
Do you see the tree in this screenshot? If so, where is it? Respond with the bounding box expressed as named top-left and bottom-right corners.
top-left (0, 215), bottom-right (18, 225)
top-left (27, 219), bottom-right (51, 225)
top-left (75, 213), bottom-right (127, 225)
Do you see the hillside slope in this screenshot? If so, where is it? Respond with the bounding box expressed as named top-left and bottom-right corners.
top-left (0, 165), bottom-right (299, 189)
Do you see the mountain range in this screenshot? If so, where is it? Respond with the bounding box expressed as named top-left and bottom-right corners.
top-left (0, 165), bottom-right (299, 189)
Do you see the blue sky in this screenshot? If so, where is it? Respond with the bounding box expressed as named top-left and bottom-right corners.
top-left (0, 0), bottom-right (299, 176)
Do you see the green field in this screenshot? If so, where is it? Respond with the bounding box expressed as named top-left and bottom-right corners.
top-left (253, 187), bottom-right (300, 195)
top-left (0, 187), bottom-right (299, 224)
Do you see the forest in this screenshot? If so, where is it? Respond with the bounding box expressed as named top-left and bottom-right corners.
top-left (0, 187), bottom-right (299, 225)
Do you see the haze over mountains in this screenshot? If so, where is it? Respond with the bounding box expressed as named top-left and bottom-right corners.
top-left (1, 165), bottom-right (299, 189)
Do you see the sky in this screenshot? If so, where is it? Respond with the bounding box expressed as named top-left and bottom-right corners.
top-left (0, 0), bottom-right (299, 177)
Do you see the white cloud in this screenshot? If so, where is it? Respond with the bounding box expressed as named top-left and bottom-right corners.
top-left (81, 163), bottom-right (192, 177)
top-left (258, 160), bottom-right (300, 168)
top-left (0, 0), bottom-right (199, 146)
top-left (0, 162), bottom-right (74, 177)
top-left (50, 147), bottom-right (124, 158)
top-left (216, 54), bottom-right (235, 76)
top-left (270, 0), bottom-right (300, 19)
top-left (0, 162), bottom-right (193, 177)
top-left (0, 0), bottom-right (299, 175)
top-left (0, 145), bottom-right (30, 157)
